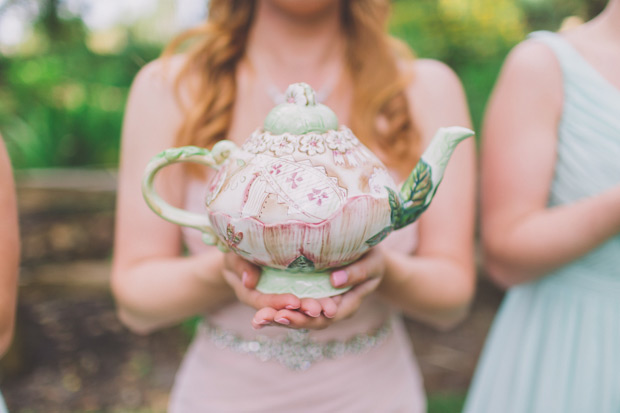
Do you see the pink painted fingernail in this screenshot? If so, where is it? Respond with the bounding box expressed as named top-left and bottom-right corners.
top-left (332, 270), bottom-right (348, 287)
top-left (275, 318), bottom-right (290, 325)
top-left (305, 311), bottom-right (319, 318)
top-left (324, 312), bottom-right (335, 319)
top-left (242, 271), bottom-right (249, 287)
top-left (252, 319), bottom-right (270, 329)
top-left (285, 305), bottom-right (298, 310)
top-left (252, 318), bottom-right (269, 325)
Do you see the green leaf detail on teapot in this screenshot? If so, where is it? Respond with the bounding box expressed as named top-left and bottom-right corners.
top-left (387, 160), bottom-right (434, 230)
top-left (386, 187), bottom-right (404, 228)
top-left (287, 255), bottom-right (316, 272)
top-left (399, 159), bottom-right (432, 207)
top-left (224, 224), bottom-right (249, 254)
top-left (365, 226), bottom-right (393, 247)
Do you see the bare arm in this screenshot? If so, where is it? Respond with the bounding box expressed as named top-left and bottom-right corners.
top-left (0, 138), bottom-right (19, 356)
top-left (111, 59), bottom-right (234, 334)
top-left (376, 59), bottom-right (477, 329)
top-left (481, 41), bottom-right (620, 288)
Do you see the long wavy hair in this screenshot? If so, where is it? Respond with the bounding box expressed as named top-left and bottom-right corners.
top-left (164, 0), bottom-right (418, 175)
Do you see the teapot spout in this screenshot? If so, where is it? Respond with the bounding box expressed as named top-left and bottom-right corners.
top-left (389, 126), bottom-right (474, 230)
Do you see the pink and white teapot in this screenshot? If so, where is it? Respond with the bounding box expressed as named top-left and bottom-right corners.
top-left (142, 83), bottom-right (473, 298)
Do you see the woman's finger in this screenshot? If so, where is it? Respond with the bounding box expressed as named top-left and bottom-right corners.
top-left (334, 277), bottom-right (382, 320)
top-left (222, 269), bottom-right (300, 310)
top-left (331, 295), bottom-right (343, 305)
top-left (299, 298), bottom-right (322, 318)
top-left (252, 307), bottom-right (277, 329)
top-left (242, 270), bottom-right (260, 289)
top-left (224, 253), bottom-right (261, 288)
top-left (272, 309), bottom-right (330, 330)
top-left (330, 249), bottom-right (384, 289)
top-left (251, 290), bottom-right (301, 310)
top-left (318, 297), bottom-right (338, 318)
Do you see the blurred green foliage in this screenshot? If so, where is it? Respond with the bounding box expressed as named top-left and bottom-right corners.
top-left (0, 0), bottom-right (603, 169)
top-left (390, 0), bottom-right (597, 137)
top-left (0, 10), bottom-right (160, 169)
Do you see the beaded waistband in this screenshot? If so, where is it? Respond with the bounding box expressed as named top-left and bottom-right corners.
top-left (199, 317), bottom-right (393, 371)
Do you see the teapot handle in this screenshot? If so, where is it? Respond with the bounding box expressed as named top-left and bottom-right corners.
top-left (141, 141), bottom-right (238, 249)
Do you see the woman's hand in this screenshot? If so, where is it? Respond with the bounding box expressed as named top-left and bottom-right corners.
top-left (221, 253), bottom-right (302, 311)
top-left (250, 247), bottom-right (387, 330)
top-left (222, 253), bottom-right (341, 326)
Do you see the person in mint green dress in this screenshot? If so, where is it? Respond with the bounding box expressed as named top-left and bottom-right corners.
top-left (464, 1), bottom-right (620, 412)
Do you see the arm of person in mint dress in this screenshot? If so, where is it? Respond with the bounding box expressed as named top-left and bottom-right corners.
top-left (479, 39), bottom-right (620, 289)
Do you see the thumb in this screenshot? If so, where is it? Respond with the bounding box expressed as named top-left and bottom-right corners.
top-left (330, 250), bottom-right (383, 289)
top-left (225, 253), bottom-right (261, 288)
top-left (242, 269), bottom-right (261, 289)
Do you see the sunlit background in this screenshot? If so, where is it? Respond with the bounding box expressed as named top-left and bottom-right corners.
top-left (0, 0), bottom-right (606, 170)
top-left (0, 0), bottom-right (607, 412)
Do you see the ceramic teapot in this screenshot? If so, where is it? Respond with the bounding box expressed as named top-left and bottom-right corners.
top-left (142, 83), bottom-right (473, 298)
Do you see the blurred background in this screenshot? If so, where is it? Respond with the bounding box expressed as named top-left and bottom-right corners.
top-left (0, 0), bottom-right (607, 411)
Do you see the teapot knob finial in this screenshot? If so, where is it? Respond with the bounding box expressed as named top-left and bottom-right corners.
top-left (284, 82), bottom-right (316, 106)
top-left (263, 83), bottom-right (339, 134)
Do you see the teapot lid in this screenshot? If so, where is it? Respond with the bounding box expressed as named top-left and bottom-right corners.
top-left (263, 83), bottom-right (339, 135)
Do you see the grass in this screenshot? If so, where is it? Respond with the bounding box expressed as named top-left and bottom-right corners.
top-left (428, 392), bottom-right (467, 413)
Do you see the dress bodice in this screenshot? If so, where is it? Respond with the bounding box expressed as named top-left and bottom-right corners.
top-left (529, 31), bottom-right (620, 290)
top-left (170, 177), bottom-right (426, 412)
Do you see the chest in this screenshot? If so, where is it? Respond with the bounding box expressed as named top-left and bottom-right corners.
top-left (226, 74), bottom-right (352, 145)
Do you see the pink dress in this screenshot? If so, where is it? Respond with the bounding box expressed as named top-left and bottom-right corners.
top-left (168, 179), bottom-right (426, 412)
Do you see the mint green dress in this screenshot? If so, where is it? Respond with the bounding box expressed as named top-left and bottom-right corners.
top-left (464, 31), bottom-right (620, 413)
top-left (0, 392), bottom-right (6, 413)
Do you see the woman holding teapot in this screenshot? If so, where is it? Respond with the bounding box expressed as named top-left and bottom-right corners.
top-left (112, 0), bottom-right (476, 411)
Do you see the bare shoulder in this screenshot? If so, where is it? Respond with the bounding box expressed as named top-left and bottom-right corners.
top-left (492, 38), bottom-right (563, 114)
top-left (129, 53), bottom-right (190, 104)
top-left (499, 38), bottom-right (562, 91)
top-left (121, 54), bottom-right (192, 155)
top-left (401, 59), bottom-right (471, 141)
top-left (123, 54), bottom-right (194, 139)
top-left (404, 59), bottom-right (464, 103)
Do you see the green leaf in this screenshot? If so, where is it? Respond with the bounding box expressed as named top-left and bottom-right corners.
top-left (365, 226), bottom-right (393, 247)
top-left (400, 159), bottom-right (432, 207)
top-left (388, 161), bottom-right (435, 230)
top-left (387, 186), bottom-right (403, 227)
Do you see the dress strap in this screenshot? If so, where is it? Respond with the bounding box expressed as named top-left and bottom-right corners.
top-left (528, 31), bottom-right (584, 78)
top-left (527, 30), bottom-right (620, 99)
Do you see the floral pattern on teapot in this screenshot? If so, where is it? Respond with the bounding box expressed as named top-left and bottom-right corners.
top-left (141, 82), bottom-right (474, 298)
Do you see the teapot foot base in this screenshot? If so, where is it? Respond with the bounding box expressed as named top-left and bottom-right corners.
top-left (256, 267), bottom-right (351, 298)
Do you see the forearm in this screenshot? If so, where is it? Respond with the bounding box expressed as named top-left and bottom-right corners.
top-left (112, 251), bottom-right (234, 334)
top-left (485, 185), bottom-right (620, 286)
top-left (0, 143), bottom-right (19, 357)
top-left (0, 282), bottom-right (17, 357)
top-left (0, 232), bottom-right (19, 358)
top-left (0, 316), bottom-right (15, 358)
top-left (379, 250), bottom-right (475, 330)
